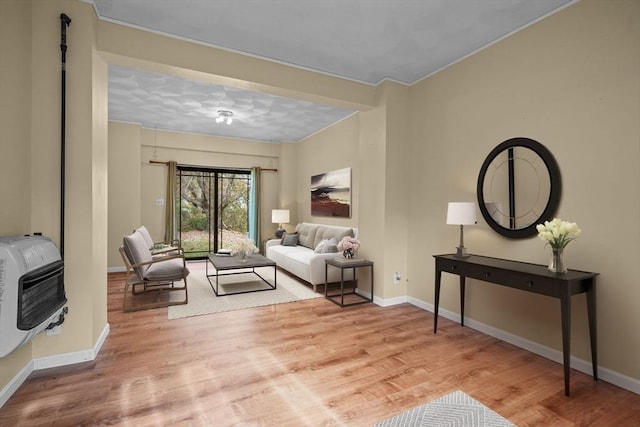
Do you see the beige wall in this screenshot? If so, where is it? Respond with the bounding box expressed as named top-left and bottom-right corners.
top-left (98, 24), bottom-right (375, 112)
top-left (0, 0), bottom-right (31, 236)
top-left (290, 80), bottom-right (412, 299)
top-left (108, 122), bottom-right (142, 268)
top-left (1, 0), bottom-right (108, 387)
top-left (290, 113), bottom-right (377, 295)
top-left (378, 82), bottom-right (410, 300)
top-left (0, 0), bottom-right (34, 389)
top-left (107, 123), bottom-right (282, 268)
top-left (293, 115), bottom-right (360, 227)
top-left (408, 0), bottom-right (640, 379)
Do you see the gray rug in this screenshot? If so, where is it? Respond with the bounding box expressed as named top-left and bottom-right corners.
top-left (374, 390), bottom-right (514, 427)
top-left (168, 266), bottom-right (321, 319)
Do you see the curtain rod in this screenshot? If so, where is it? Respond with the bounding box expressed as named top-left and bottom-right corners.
top-left (149, 160), bottom-right (277, 172)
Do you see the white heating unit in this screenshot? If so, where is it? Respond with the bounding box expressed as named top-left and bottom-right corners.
top-left (0, 235), bottom-right (67, 358)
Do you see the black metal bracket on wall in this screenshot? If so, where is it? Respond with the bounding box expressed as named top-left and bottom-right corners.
top-left (60, 13), bottom-right (71, 260)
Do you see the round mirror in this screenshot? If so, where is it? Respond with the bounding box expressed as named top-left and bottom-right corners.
top-left (477, 137), bottom-right (561, 239)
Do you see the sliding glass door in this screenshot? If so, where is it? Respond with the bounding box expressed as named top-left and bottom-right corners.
top-left (177, 166), bottom-right (251, 259)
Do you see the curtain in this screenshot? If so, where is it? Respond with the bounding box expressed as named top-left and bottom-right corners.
top-left (249, 167), bottom-right (261, 247)
top-left (164, 161), bottom-right (178, 244)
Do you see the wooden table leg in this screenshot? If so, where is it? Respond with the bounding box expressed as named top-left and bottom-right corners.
top-left (369, 264), bottom-right (374, 303)
top-left (460, 276), bottom-right (466, 327)
top-left (586, 278), bottom-right (598, 381)
top-left (434, 269), bottom-right (441, 333)
top-left (340, 268), bottom-right (345, 307)
top-left (325, 264), bottom-right (329, 298)
top-left (561, 287), bottom-right (572, 396)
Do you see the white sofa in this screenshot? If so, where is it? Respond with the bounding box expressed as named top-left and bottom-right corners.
top-left (266, 222), bottom-right (358, 292)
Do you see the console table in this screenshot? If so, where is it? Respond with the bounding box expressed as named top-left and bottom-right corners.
top-left (433, 254), bottom-right (598, 396)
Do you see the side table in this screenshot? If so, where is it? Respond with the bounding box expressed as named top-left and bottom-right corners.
top-left (325, 258), bottom-right (374, 307)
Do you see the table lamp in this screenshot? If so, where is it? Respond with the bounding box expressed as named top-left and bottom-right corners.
top-left (272, 209), bottom-right (290, 238)
top-left (446, 202), bottom-right (477, 258)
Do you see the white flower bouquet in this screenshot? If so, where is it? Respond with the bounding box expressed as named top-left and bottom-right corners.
top-left (536, 218), bottom-right (581, 249)
top-left (230, 237), bottom-right (259, 256)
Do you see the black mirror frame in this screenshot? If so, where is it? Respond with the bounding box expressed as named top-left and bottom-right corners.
top-left (476, 137), bottom-right (561, 239)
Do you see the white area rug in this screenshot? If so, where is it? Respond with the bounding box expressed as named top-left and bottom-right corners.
top-left (168, 266), bottom-right (321, 319)
top-left (374, 390), bottom-right (514, 427)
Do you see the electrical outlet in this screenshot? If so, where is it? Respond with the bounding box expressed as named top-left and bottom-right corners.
top-left (393, 272), bottom-right (401, 285)
top-left (46, 325), bottom-right (61, 336)
top-left (156, 198), bottom-right (165, 206)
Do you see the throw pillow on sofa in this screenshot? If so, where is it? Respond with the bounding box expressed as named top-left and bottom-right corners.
top-left (314, 237), bottom-right (338, 253)
top-left (321, 242), bottom-right (338, 253)
top-left (282, 233), bottom-right (299, 246)
top-left (280, 231), bottom-right (296, 244)
top-left (314, 239), bottom-right (328, 253)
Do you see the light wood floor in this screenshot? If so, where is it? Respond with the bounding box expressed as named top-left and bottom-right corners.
top-left (1, 263), bottom-right (639, 426)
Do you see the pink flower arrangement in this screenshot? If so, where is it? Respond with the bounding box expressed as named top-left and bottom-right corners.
top-left (337, 236), bottom-right (360, 253)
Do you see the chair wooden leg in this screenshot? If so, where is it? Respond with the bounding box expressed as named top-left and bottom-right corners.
top-left (123, 278), bottom-right (188, 312)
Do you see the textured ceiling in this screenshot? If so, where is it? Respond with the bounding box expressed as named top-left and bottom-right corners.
top-left (94, 0), bottom-right (574, 142)
top-left (108, 65), bottom-right (354, 142)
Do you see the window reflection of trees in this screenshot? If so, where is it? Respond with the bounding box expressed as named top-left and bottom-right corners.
top-left (177, 168), bottom-right (251, 258)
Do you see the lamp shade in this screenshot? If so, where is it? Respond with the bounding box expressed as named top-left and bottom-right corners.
top-left (446, 202), bottom-right (476, 225)
top-left (271, 209), bottom-right (290, 224)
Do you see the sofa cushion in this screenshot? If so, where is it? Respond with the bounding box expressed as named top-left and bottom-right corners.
top-left (313, 226), bottom-right (354, 250)
top-left (295, 223), bottom-right (318, 249)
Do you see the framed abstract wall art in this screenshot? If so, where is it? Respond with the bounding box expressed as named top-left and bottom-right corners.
top-left (311, 167), bottom-right (351, 218)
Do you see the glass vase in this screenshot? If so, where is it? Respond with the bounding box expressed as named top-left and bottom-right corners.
top-left (548, 247), bottom-right (567, 274)
top-left (343, 249), bottom-right (354, 259)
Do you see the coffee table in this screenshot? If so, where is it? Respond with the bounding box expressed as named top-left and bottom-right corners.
top-left (206, 253), bottom-right (277, 296)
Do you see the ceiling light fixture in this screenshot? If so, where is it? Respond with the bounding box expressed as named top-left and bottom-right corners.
top-left (216, 110), bottom-right (233, 125)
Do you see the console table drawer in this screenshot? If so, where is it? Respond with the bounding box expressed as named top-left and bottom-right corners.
top-left (473, 270), bottom-right (557, 297)
top-left (501, 275), bottom-right (558, 297)
top-left (437, 258), bottom-right (471, 276)
top-left (438, 259), bottom-right (559, 297)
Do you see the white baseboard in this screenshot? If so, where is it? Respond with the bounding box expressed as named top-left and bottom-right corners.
top-left (0, 358), bottom-right (34, 408)
top-left (32, 322), bottom-right (110, 370)
top-left (356, 288), bottom-right (408, 307)
top-left (107, 266), bottom-right (126, 273)
top-left (375, 294), bottom-right (408, 307)
top-left (406, 296), bottom-right (640, 396)
top-left (0, 323), bottom-right (110, 408)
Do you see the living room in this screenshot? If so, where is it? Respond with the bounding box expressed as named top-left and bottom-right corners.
top-left (1, 0), bottom-right (639, 423)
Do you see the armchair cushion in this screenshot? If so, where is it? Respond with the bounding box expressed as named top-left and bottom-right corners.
top-left (123, 231), bottom-right (153, 278)
top-left (135, 225), bottom-right (181, 256)
top-left (145, 258), bottom-right (189, 281)
top-left (136, 225), bottom-right (155, 249)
